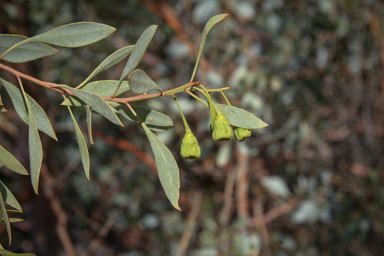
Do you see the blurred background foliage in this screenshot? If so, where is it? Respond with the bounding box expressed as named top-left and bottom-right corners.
top-left (1, 0), bottom-right (384, 255)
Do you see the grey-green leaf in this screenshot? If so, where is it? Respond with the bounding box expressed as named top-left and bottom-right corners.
top-left (0, 185), bottom-right (12, 244)
top-left (0, 34), bottom-right (58, 63)
top-left (0, 145), bottom-right (28, 175)
top-left (0, 78), bottom-right (57, 140)
top-left (0, 181), bottom-right (22, 212)
top-left (27, 22), bottom-right (116, 48)
top-left (79, 46), bottom-right (135, 87)
top-left (85, 106), bottom-right (94, 145)
top-left (23, 93), bottom-right (43, 194)
top-left (116, 105), bottom-right (173, 132)
top-left (217, 103), bottom-right (268, 129)
top-left (67, 106), bottom-right (90, 179)
top-left (128, 69), bottom-right (163, 94)
top-left (142, 124), bottom-right (180, 210)
top-left (190, 14), bottom-right (228, 81)
top-left (118, 25), bottom-right (157, 85)
top-left (0, 248), bottom-right (36, 256)
top-left (59, 85), bottom-right (123, 126)
top-left (61, 81), bottom-right (130, 106)
top-left (81, 80), bottom-right (130, 96)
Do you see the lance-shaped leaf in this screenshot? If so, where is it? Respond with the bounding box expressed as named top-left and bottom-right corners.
top-left (22, 23), bottom-right (115, 48)
top-left (0, 181), bottom-right (22, 212)
top-left (0, 145), bottom-right (28, 175)
top-left (114, 25), bottom-right (157, 95)
top-left (128, 69), bottom-right (163, 94)
top-left (20, 89), bottom-right (43, 194)
top-left (217, 103), bottom-right (268, 129)
top-left (58, 85), bottom-right (123, 126)
top-left (142, 124), bottom-right (180, 210)
top-left (116, 105), bottom-right (173, 132)
top-left (61, 81), bottom-right (130, 106)
top-left (78, 46), bottom-right (135, 88)
top-left (190, 14), bottom-right (228, 81)
top-left (0, 78), bottom-right (57, 140)
top-left (0, 35), bottom-right (58, 63)
top-left (0, 186), bottom-right (12, 244)
top-left (67, 106), bottom-right (90, 179)
top-left (0, 248), bottom-right (36, 256)
top-left (85, 106), bottom-right (94, 145)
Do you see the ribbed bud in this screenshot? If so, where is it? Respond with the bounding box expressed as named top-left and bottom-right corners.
top-left (180, 131), bottom-right (201, 160)
top-left (233, 126), bottom-right (251, 142)
top-left (212, 114), bottom-right (233, 141)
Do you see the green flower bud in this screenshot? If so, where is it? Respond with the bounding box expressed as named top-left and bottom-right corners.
top-left (233, 126), bottom-right (251, 142)
top-left (212, 114), bottom-right (233, 141)
top-left (180, 131), bottom-right (201, 160)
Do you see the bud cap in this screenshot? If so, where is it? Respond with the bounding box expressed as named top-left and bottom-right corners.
top-left (180, 132), bottom-right (201, 160)
top-left (212, 114), bottom-right (233, 141)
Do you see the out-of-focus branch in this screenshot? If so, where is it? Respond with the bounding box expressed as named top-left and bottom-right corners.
top-left (79, 211), bottom-right (119, 256)
top-left (92, 130), bottom-right (157, 174)
top-left (176, 190), bottom-right (202, 256)
top-left (236, 146), bottom-right (249, 218)
top-left (41, 163), bottom-right (77, 256)
top-left (249, 198), bottom-right (299, 227)
top-left (139, 0), bottom-right (212, 72)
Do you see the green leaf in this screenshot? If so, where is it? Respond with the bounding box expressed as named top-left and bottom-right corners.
top-left (128, 69), bottom-right (163, 94)
top-left (85, 106), bottom-right (94, 145)
top-left (217, 104), bottom-right (268, 129)
top-left (60, 95), bottom-right (86, 107)
top-left (115, 25), bottom-right (157, 94)
top-left (81, 80), bottom-right (130, 96)
top-left (0, 181), bottom-right (22, 212)
top-left (190, 14), bottom-right (228, 81)
top-left (78, 46), bottom-right (135, 88)
top-left (0, 78), bottom-right (57, 140)
top-left (0, 145), bottom-right (28, 175)
top-left (0, 188), bottom-right (12, 244)
top-left (21, 90), bottom-right (43, 194)
top-left (142, 124), bottom-right (180, 210)
top-left (0, 248), bottom-right (36, 256)
top-left (0, 34), bottom-right (58, 63)
top-left (26, 22), bottom-right (115, 48)
top-left (59, 85), bottom-right (123, 126)
top-left (61, 80), bottom-right (130, 106)
top-left (67, 106), bottom-right (90, 179)
top-left (116, 105), bottom-right (173, 132)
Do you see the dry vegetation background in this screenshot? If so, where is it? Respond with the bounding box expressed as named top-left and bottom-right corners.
top-left (1, 0), bottom-right (384, 255)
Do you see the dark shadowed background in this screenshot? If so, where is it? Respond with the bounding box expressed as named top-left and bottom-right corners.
top-left (1, 0), bottom-right (384, 255)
